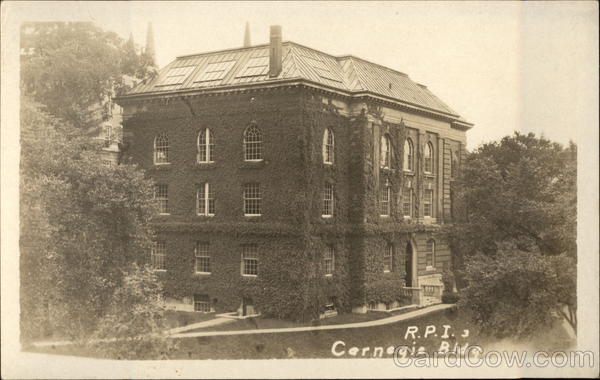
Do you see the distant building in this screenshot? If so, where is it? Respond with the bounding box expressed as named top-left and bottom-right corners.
top-left (116, 26), bottom-right (472, 319)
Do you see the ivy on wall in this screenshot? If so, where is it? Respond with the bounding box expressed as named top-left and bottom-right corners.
top-left (121, 86), bottom-right (457, 320)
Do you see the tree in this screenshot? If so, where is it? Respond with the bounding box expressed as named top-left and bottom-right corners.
top-left (20, 98), bottom-right (158, 340)
top-left (92, 264), bottom-right (178, 359)
top-left (446, 132), bottom-right (577, 338)
top-left (20, 22), bottom-right (154, 131)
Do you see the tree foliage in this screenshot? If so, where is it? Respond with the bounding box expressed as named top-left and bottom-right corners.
top-left (20, 22), bottom-right (155, 130)
top-left (20, 98), bottom-right (157, 340)
top-left (92, 264), bottom-right (178, 359)
top-left (446, 132), bottom-right (577, 338)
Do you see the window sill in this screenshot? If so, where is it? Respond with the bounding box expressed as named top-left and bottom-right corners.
top-left (158, 213), bottom-right (171, 216)
top-left (383, 270), bottom-right (391, 273)
top-left (197, 214), bottom-right (215, 217)
top-left (244, 214), bottom-right (262, 218)
top-left (424, 173), bottom-right (435, 178)
top-left (194, 272), bottom-right (211, 276)
top-left (323, 161), bottom-right (334, 166)
top-left (153, 269), bottom-right (166, 273)
top-left (380, 215), bottom-right (390, 218)
top-left (321, 215), bottom-right (333, 219)
top-left (403, 170), bottom-right (415, 175)
top-left (240, 160), bottom-right (265, 169)
top-left (241, 274), bottom-right (258, 278)
top-left (325, 274), bottom-right (333, 278)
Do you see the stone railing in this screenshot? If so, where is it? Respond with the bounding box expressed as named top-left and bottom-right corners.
top-left (401, 287), bottom-right (423, 306)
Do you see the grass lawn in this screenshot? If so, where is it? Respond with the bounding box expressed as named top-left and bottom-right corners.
top-left (185, 309), bottom-right (395, 333)
top-left (28, 307), bottom-right (575, 360)
top-left (163, 310), bottom-right (216, 329)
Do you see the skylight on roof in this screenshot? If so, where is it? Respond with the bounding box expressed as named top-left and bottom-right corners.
top-left (235, 56), bottom-right (269, 78)
top-left (300, 55), bottom-right (342, 84)
top-left (156, 66), bottom-right (196, 86)
top-left (194, 61), bottom-right (236, 83)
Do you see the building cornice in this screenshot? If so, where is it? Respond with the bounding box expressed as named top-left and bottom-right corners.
top-left (115, 79), bottom-right (473, 129)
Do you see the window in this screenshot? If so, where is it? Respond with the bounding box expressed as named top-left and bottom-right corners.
top-left (322, 183), bottom-right (334, 217)
top-left (403, 187), bottom-right (413, 218)
top-left (196, 183), bottom-right (215, 216)
top-left (193, 294), bottom-right (211, 312)
top-left (424, 189), bottom-right (433, 217)
top-left (383, 243), bottom-right (393, 272)
top-left (424, 142), bottom-right (434, 173)
top-left (243, 183), bottom-right (261, 216)
top-left (403, 138), bottom-right (414, 171)
top-left (154, 133), bottom-right (169, 164)
top-left (380, 134), bottom-right (391, 169)
top-left (241, 245), bottom-right (259, 276)
top-left (426, 239), bottom-right (436, 269)
top-left (380, 180), bottom-right (391, 217)
top-left (244, 125), bottom-right (262, 161)
top-left (324, 246), bottom-right (335, 276)
top-left (323, 128), bottom-right (335, 164)
top-left (195, 242), bottom-right (211, 274)
top-left (151, 241), bottom-right (166, 271)
top-left (197, 128), bottom-right (214, 163)
top-left (154, 185), bottom-right (169, 214)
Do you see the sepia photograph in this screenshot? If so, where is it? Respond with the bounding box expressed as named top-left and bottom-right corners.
top-left (1, 1), bottom-right (598, 378)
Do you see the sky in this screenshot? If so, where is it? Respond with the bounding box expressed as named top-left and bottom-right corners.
top-left (3, 1), bottom-right (599, 149)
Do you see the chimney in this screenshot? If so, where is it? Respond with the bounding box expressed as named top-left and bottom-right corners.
top-left (269, 25), bottom-right (282, 78)
top-left (243, 22), bottom-right (251, 47)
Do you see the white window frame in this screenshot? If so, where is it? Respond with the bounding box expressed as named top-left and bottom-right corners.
top-left (424, 142), bottom-right (434, 174)
top-left (243, 125), bottom-right (263, 161)
top-left (324, 246), bottom-right (335, 276)
top-left (196, 183), bottom-right (215, 216)
top-left (154, 184), bottom-right (169, 215)
top-left (241, 245), bottom-right (259, 276)
top-left (194, 242), bottom-right (211, 274)
top-left (380, 181), bottom-right (391, 217)
top-left (151, 241), bottom-right (166, 271)
top-left (380, 134), bottom-right (391, 169)
top-left (383, 243), bottom-right (393, 272)
top-left (193, 294), bottom-right (212, 312)
top-left (423, 189), bottom-right (433, 218)
top-left (403, 138), bottom-right (414, 172)
top-left (403, 188), bottom-right (413, 219)
top-left (153, 133), bottom-right (169, 165)
top-left (426, 239), bottom-right (436, 270)
top-left (323, 128), bottom-right (335, 164)
top-left (197, 128), bottom-right (215, 163)
top-left (322, 183), bottom-right (334, 218)
top-left (243, 183), bottom-right (261, 216)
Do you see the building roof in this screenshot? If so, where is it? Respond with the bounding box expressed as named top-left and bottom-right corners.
top-left (122, 41), bottom-right (471, 126)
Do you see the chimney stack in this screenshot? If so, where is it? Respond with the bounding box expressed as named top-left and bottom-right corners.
top-left (243, 22), bottom-right (251, 47)
top-left (269, 25), bottom-right (282, 78)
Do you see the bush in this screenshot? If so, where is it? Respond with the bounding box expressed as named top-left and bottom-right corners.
top-left (441, 292), bottom-right (460, 304)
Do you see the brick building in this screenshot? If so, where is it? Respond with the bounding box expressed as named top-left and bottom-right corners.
top-left (116, 26), bottom-right (472, 319)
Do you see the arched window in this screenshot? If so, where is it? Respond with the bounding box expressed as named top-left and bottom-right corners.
top-left (154, 133), bottom-right (169, 164)
top-left (426, 239), bottom-right (436, 269)
top-left (424, 142), bottom-right (434, 173)
top-left (323, 128), bottom-right (335, 164)
top-left (380, 134), bottom-right (391, 168)
top-left (243, 125), bottom-right (262, 161)
top-left (197, 128), bottom-right (214, 163)
top-left (403, 138), bottom-right (414, 171)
